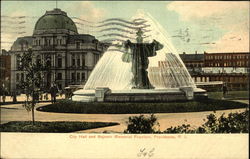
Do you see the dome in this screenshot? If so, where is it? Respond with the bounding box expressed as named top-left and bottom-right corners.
top-left (33, 8), bottom-right (78, 35)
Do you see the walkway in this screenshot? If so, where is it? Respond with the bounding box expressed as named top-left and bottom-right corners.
top-left (1, 100), bottom-right (248, 133)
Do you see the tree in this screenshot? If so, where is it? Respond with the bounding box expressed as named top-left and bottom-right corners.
top-left (124, 114), bottom-right (160, 133)
top-left (19, 49), bottom-right (47, 125)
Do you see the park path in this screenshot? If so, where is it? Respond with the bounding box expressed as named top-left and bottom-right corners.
top-left (1, 100), bottom-right (248, 133)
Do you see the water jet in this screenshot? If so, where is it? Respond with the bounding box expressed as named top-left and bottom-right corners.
top-left (72, 12), bottom-right (207, 102)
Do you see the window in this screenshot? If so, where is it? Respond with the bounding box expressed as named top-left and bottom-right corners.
top-left (82, 72), bottom-right (85, 81)
top-left (57, 73), bottom-right (62, 80)
top-left (82, 55), bottom-right (85, 66)
top-left (46, 58), bottom-right (51, 67)
top-left (16, 73), bottom-right (20, 81)
top-left (77, 58), bottom-right (80, 67)
top-left (72, 73), bottom-right (75, 80)
top-left (57, 56), bottom-right (62, 68)
top-left (48, 39), bottom-right (51, 46)
top-left (71, 55), bottom-right (76, 66)
top-left (76, 42), bottom-right (80, 49)
top-left (57, 39), bottom-right (62, 45)
top-left (77, 73), bottom-right (80, 81)
top-left (94, 54), bottom-right (99, 64)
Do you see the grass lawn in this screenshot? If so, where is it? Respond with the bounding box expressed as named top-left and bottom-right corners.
top-left (36, 98), bottom-right (249, 114)
top-left (0, 121), bottom-right (119, 133)
top-left (207, 91), bottom-right (249, 99)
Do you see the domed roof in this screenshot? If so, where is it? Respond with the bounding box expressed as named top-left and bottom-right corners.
top-left (33, 8), bottom-right (78, 35)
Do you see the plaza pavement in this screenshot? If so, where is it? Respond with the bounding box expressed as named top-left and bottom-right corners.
top-left (1, 97), bottom-right (248, 133)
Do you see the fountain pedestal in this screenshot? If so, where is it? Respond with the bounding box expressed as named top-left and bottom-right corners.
top-left (95, 87), bottom-right (111, 102)
top-left (179, 87), bottom-right (194, 100)
top-left (72, 87), bottom-right (207, 102)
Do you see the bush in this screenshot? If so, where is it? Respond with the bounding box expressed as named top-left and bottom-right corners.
top-left (0, 121), bottom-right (119, 133)
top-left (124, 114), bottom-right (160, 133)
top-left (164, 109), bottom-right (249, 133)
top-left (164, 124), bottom-right (196, 133)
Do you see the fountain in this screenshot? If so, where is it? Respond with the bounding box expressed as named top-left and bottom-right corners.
top-left (72, 11), bottom-right (207, 102)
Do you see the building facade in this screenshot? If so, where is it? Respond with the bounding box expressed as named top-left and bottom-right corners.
top-left (0, 51), bottom-right (11, 95)
top-left (179, 51), bottom-right (204, 75)
top-left (180, 52), bottom-right (250, 90)
top-left (9, 8), bottom-right (109, 93)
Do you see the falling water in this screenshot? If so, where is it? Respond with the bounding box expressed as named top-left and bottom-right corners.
top-left (84, 10), bottom-right (195, 90)
top-left (84, 45), bottom-right (133, 90)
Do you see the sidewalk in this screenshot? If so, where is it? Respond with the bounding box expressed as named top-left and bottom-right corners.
top-left (0, 94), bottom-right (66, 105)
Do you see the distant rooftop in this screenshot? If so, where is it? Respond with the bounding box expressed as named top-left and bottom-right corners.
top-left (179, 53), bottom-right (204, 61)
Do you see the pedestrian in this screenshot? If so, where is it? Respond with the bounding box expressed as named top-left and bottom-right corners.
top-left (2, 93), bottom-right (6, 103)
top-left (222, 84), bottom-right (228, 97)
top-left (12, 92), bottom-right (17, 103)
top-left (39, 93), bottom-right (43, 101)
top-left (50, 83), bottom-right (58, 103)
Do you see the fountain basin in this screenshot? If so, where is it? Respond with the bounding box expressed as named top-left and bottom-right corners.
top-left (72, 87), bottom-right (207, 102)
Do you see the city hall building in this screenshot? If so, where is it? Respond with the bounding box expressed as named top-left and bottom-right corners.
top-left (9, 8), bottom-right (109, 92)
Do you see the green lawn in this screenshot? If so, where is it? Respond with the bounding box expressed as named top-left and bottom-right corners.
top-left (207, 91), bottom-right (249, 99)
top-left (0, 121), bottom-right (119, 132)
top-left (36, 98), bottom-right (248, 114)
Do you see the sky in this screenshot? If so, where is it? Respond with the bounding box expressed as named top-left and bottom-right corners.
top-left (1, 1), bottom-right (249, 54)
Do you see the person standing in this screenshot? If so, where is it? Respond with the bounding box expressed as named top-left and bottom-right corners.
top-left (222, 83), bottom-right (228, 98)
top-left (12, 91), bottom-right (17, 103)
top-left (50, 83), bottom-right (58, 103)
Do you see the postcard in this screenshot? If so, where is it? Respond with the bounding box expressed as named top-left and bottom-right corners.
top-left (1, 1), bottom-right (249, 159)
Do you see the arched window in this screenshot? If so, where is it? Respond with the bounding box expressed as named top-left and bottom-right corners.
top-left (45, 56), bottom-right (51, 67)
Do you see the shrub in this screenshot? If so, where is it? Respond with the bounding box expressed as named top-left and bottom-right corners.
top-left (164, 109), bottom-right (249, 133)
top-left (124, 114), bottom-right (160, 133)
top-left (0, 121), bottom-right (119, 133)
top-left (197, 109), bottom-right (249, 133)
top-left (165, 124), bottom-right (196, 133)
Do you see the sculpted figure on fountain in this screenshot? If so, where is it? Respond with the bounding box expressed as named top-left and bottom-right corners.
top-left (122, 28), bottom-right (164, 89)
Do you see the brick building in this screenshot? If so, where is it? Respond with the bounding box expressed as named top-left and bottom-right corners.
top-left (180, 52), bottom-right (250, 90)
top-left (0, 53), bottom-right (11, 95)
top-left (179, 51), bottom-right (204, 75)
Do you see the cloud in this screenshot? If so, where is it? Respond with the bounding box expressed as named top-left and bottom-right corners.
top-left (76, 1), bottom-right (106, 22)
top-left (1, 11), bottom-right (29, 50)
top-left (1, 33), bottom-right (17, 50)
top-left (166, 1), bottom-right (249, 52)
top-left (208, 22), bottom-right (249, 52)
top-left (167, 1), bottom-right (248, 21)
top-left (10, 10), bottom-right (27, 17)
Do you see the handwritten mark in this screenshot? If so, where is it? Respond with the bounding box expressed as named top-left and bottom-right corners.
top-left (137, 148), bottom-right (155, 158)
